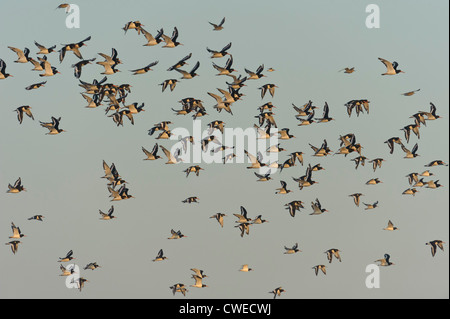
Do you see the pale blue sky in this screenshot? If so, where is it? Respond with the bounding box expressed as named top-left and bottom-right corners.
top-left (0, 0), bottom-right (448, 299)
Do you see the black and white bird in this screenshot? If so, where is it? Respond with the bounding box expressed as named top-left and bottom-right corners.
top-left (0, 59), bottom-right (13, 79)
top-left (176, 61), bottom-right (200, 79)
top-left (310, 198), bottom-right (328, 215)
top-left (313, 265), bottom-right (327, 276)
top-left (5, 241), bottom-right (21, 255)
top-left (207, 42), bottom-right (232, 58)
top-left (349, 193), bottom-right (363, 207)
top-left (153, 249), bottom-right (168, 262)
top-left (141, 28), bottom-right (164, 46)
top-left (25, 81), bottom-right (47, 90)
top-left (9, 222), bottom-right (26, 239)
top-left (426, 240), bottom-right (445, 257)
top-left (245, 64), bottom-right (265, 79)
top-left (259, 84), bottom-right (278, 99)
top-left (72, 58), bottom-right (95, 78)
top-left (59, 36), bottom-right (91, 62)
top-left (167, 53), bottom-right (192, 71)
top-left (210, 213), bottom-right (227, 228)
top-left (84, 262), bottom-right (101, 271)
top-left (284, 243), bottom-right (301, 254)
top-left (315, 102), bottom-right (334, 123)
top-left (99, 205), bottom-right (116, 220)
top-left (269, 287), bottom-right (285, 299)
top-left (383, 220), bottom-right (399, 231)
top-left (40, 116), bottom-right (66, 135)
top-left (384, 137), bottom-right (403, 154)
top-left (378, 57), bottom-right (405, 75)
top-left (168, 229), bottom-right (187, 239)
top-left (15, 105), bottom-right (34, 124)
top-left (375, 253), bottom-right (395, 266)
top-left (58, 250), bottom-right (75, 262)
top-left (39, 57), bottom-right (60, 77)
top-left (325, 249), bottom-right (341, 263)
top-left (8, 46), bottom-right (31, 63)
top-left (161, 27), bottom-right (182, 48)
top-left (142, 144), bottom-right (161, 160)
top-left (34, 41), bottom-right (56, 55)
top-left (364, 201), bottom-right (379, 210)
top-left (130, 61), bottom-right (158, 75)
top-left (7, 177), bottom-right (26, 193)
top-left (401, 143), bottom-right (420, 159)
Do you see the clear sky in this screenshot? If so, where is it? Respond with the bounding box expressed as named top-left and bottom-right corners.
top-left (0, 0), bottom-right (448, 299)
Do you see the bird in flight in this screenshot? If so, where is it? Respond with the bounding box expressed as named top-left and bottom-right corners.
top-left (170, 283), bottom-right (188, 296)
top-left (275, 180), bottom-right (291, 194)
top-left (123, 21), bottom-right (144, 34)
top-left (375, 253), bottom-right (395, 266)
top-left (284, 243), bottom-right (301, 254)
top-left (84, 262), bottom-right (101, 271)
top-left (310, 198), bottom-right (328, 215)
top-left (8, 46), bottom-right (31, 63)
top-left (160, 79), bottom-right (178, 92)
top-left (245, 64), bottom-right (265, 79)
top-left (25, 81), bottom-right (47, 91)
top-left (59, 36), bottom-right (91, 63)
top-left (28, 215), bottom-right (44, 221)
top-left (34, 41), bottom-right (56, 55)
top-left (15, 105), bottom-right (34, 124)
top-left (9, 222), bottom-right (26, 239)
top-left (401, 143), bottom-right (420, 159)
top-left (161, 27), bottom-right (182, 48)
top-left (383, 220), bottom-right (399, 231)
top-left (58, 250), bottom-right (75, 262)
top-left (210, 213), bottom-right (227, 228)
top-left (269, 287), bottom-right (285, 299)
top-left (207, 42), bottom-right (232, 58)
top-left (142, 144), bottom-right (161, 160)
top-left (259, 84), bottom-right (278, 99)
top-left (168, 229), bottom-right (187, 239)
top-left (5, 241), bottom-right (21, 255)
top-left (72, 58), bottom-right (96, 78)
top-left (130, 61), bottom-right (158, 75)
top-left (56, 4), bottom-right (71, 13)
top-left (40, 116), bottom-right (66, 135)
top-left (312, 265), bottom-right (327, 276)
top-left (364, 201), bottom-right (379, 210)
top-left (0, 59), bottom-right (13, 79)
top-left (7, 177), bottom-right (26, 193)
top-left (349, 193), bottom-right (364, 207)
top-left (175, 61), bottom-right (200, 79)
top-left (99, 205), bottom-right (116, 220)
top-left (339, 67), bottom-right (355, 74)
top-left (325, 248), bottom-right (341, 263)
top-left (160, 145), bottom-right (183, 164)
top-left (402, 89), bottom-right (420, 96)
top-left (378, 57), bottom-right (405, 75)
top-left (426, 240), bottom-right (445, 257)
top-left (239, 264), bottom-right (253, 272)
top-left (141, 28), bottom-right (164, 46)
top-left (209, 17), bottom-right (226, 30)
top-left (190, 275), bottom-right (208, 288)
top-left (153, 249), bottom-right (168, 262)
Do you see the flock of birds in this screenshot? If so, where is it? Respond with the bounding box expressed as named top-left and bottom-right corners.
top-left (2, 5), bottom-right (448, 298)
